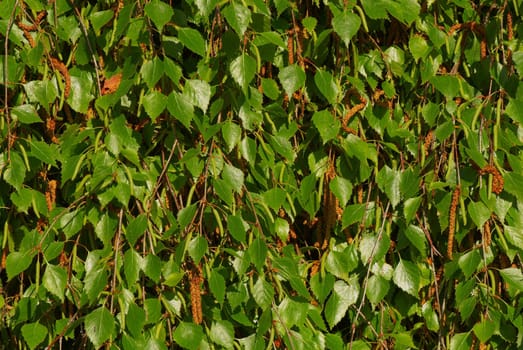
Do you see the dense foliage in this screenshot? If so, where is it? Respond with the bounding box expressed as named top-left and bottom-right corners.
top-left (2, 0), bottom-right (523, 348)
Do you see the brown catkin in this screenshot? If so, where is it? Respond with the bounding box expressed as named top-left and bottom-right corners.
top-left (447, 185), bottom-right (460, 259)
top-left (424, 130), bottom-right (434, 156)
top-left (342, 94), bottom-right (366, 133)
top-left (46, 179), bottom-right (57, 211)
top-left (480, 38), bottom-right (487, 60)
top-left (287, 28), bottom-right (294, 65)
top-left (479, 165), bottom-right (504, 194)
top-left (483, 220), bottom-right (491, 248)
top-left (507, 11), bottom-right (514, 41)
top-left (318, 158), bottom-right (338, 250)
top-left (50, 58), bottom-right (71, 98)
top-left (189, 264), bottom-right (203, 325)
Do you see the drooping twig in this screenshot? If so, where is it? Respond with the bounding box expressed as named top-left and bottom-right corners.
top-left (4, 0), bottom-right (19, 162)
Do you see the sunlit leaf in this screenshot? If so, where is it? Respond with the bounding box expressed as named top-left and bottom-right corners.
top-left (21, 323), bottom-right (47, 350)
top-left (144, 0), bottom-right (173, 31)
top-left (178, 27), bottom-right (206, 57)
top-left (230, 53), bottom-right (256, 92)
top-left (325, 279), bottom-right (359, 328)
top-left (173, 322), bottom-right (204, 349)
top-left (332, 11), bottom-right (361, 47)
top-left (393, 259), bottom-right (420, 297)
top-left (43, 264), bottom-right (67, 301)
top-left (278, 64), bottom-right (306, 97)
top-left (85, 307), bottom-right (115, 349)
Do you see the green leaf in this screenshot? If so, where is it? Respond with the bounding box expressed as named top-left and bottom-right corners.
top-left (359, 233), bottom-right (390, 264)
top-left (366, 275), bottom-right (389, 305)
top-left (458, 249), bottom-right (481, 279)
top-left (59, 210), bottom-right (84, 239)
top-left (29, 140), bottom-right (58, 167)
top-left (21, 322), bottom-right (47, 350)
top-left (222, 163), bottom-right (244, 193)
top-left (310, 272), bottom-right (335, 304)
top-left (188, 236), bottom-right (208, 264)
top-left (68, 73), bottom-right (95, 113)
top-left (143, 90), bottom-right (167, 121)
top-left (230, 53), bottom-right (257, 92)
top-left (342, 203), bottom-right (367, 228)
top-left (314, 70), bottom-right (339, 104)
top-left (325, 279), bottom-right (359, 329)
top-left (144, 0), bottom-right (174, 31)
top-left (312, 110), bottom-right (340, 144)
top-left (274, 217), bottom-right (289, 241)
top-left (222, 2), bottom-right (251, 36)
top-left (393, 259), bottom-right (420, 297)
top-left (430, 75), bottom-right (460, 98)
top-left (422, 302), bottom-right (440, 332)
top-left (178, 27), bottom-right (206, 57)
top-left (43, 242), bottom-right (64, 261)
top-left (11, 104), bottom-right (42, 124)
top-left (257, 31), bottom-right (286, 47)
top-left (268, 134), bottom-right (295, 161)
top-left (167, 92), bottom-right (194, 129)
top-left (143, 254), bottom-right (162, 283)
top-left (84, 267), bottom-right (109, 304)
top-left (6, 251), bottom-right (33, 281)
top-left (126, 214), bottom-right (148, 246)
top-left (332, 11), bottom-right (361, 47)
top-left (360, 0), bottom-right (388, 19)
top-left (43, 264), bottom-right (67, 301)
top-left (126, 303), bottom-right (146, 338)
top-left (387, 0), bottom-right (421, 24)
top-left (499, 268), bottom-right (523, 291)
top-left (467, 201), bottom-right (491, 228)
top-left (326, 245), bottom-right (359, 279)
top-left (222, 121), bottom-right (241, 153)
top-left (173, 322), bottom-right (204, 350)
top-left (95, 213), bottom-right (117, 247)
top-left (228, 213), bottom-right (247, 243)
top-left (85, 307), bottom-right (116, 349)
top-left (123, 249), bottom-right (143, 287)
top-left (377, 166), bottom-right (401, 208)
top-left (329, 176), bottom-right (353, 206)
top-left (504, 172), bottom-right (523, 201)
top-left (403, 196), bottom-right (421, 223)
top-left (10, 188), bottom-right (33, 214)
top-left (140, 57), bottom-right (164, 88)
top-left (449, 332), bottom-right (472, 350)
top-left (505, 98), bottom-right (523, 124)
top-left (404, 225), bottom-right (427, 257)
top-left (209, 269), bottom-right (226, 304)
top-left (184, 79), bottom-right (211, 113)
top-left (90, 10), bottom-right (114, 32)
top-left (252, 277), bottom-right (274, 310)
top-left (278, 297), bottom-right (308, 328)
top-left (409, 35), bottom-right (431, 61)
top-left (248, 237), bottom-right (267, 271)
top-left (24, 79), bottom-right (58, 109)
top-left (210, 320), bottom-right (234, 349)
top-left (278, 64), bottom-right (306, 97)
top-left (473, 319), bottom-right (496, 343)
top-left (178, 203), bottom-right (198, 228)
top-left (261, 78), bottom-right (280, 100)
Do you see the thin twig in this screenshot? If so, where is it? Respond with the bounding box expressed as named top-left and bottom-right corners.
top-left (4, 0), bottom-right (19, 162)
top-left (350, 201), bottom-right (391, 349)
top-left (68, 0), bottom-right (102, 96)
top-left (110, 208), bottom-right (124, 315)
top-left (146, 139), bottom-right (179, 213)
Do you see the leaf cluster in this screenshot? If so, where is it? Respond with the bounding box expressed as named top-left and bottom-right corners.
top-left (1, 0), bottom-right (523, 349)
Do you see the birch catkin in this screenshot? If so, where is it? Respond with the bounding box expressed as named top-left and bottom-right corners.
top-left (447, 185), bottom-right (460, 259)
